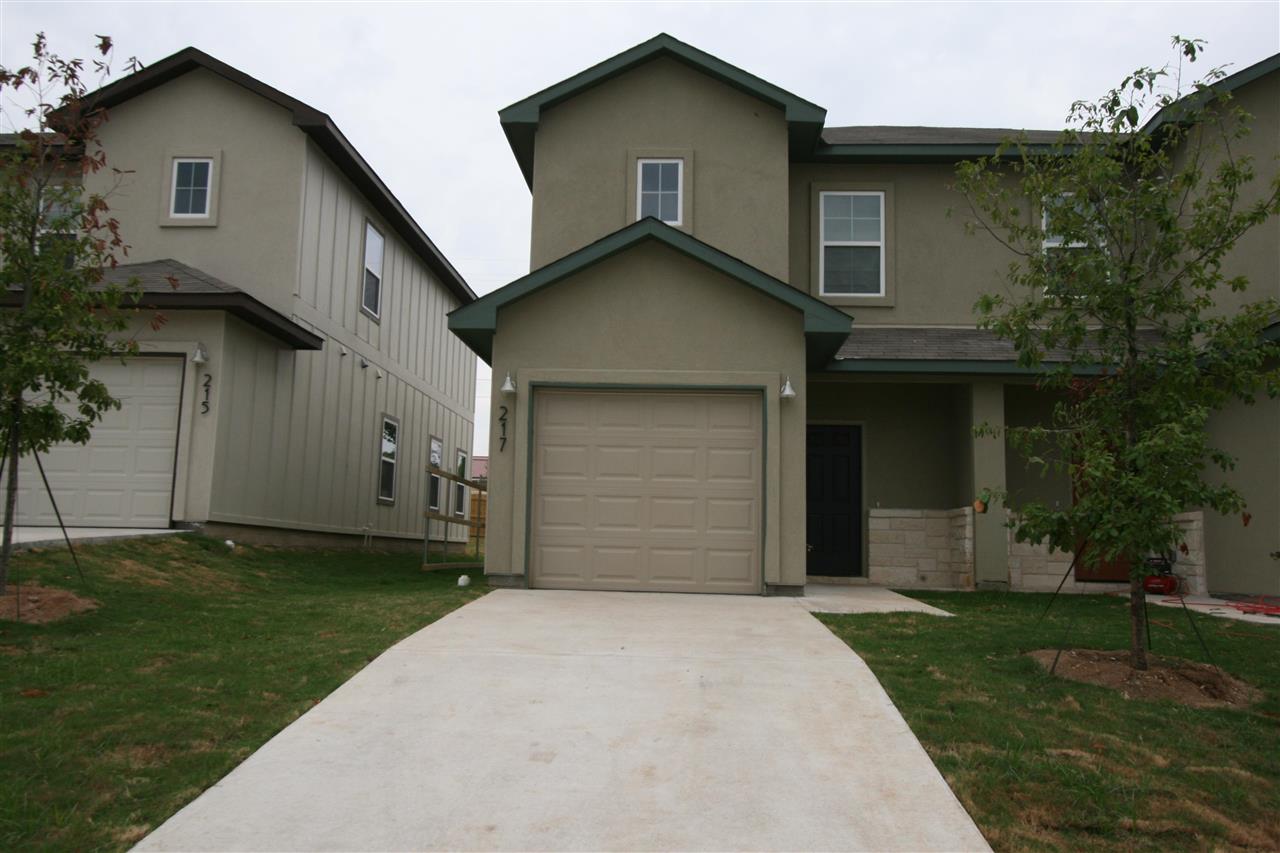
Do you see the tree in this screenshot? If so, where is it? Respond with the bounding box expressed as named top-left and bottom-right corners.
top-left (0, 34), bottom-right (143, 594)
top-left (954, 37), bottom-right (1280, 670)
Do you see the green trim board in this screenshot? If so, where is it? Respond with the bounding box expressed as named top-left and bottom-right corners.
top-left (498, 33), bottom-right (827, 188)
top-left (822, 358), bottom-right (1105, 376)
top-left (448, 217), bottom-right (852, 366)
top-left (1142, 51), bottom-right (1280, 137)
top-left (803, 142), bottom-right (1076, 163)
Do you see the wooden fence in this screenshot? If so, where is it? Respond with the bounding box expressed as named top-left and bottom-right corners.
top-left (422, 465), bottom-right (486, 570)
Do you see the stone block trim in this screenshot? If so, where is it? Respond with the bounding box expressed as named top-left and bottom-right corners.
top-left (1006, 510), bottom-right (1207, 595)
top-left (868, 508), bottom-right (974, 589)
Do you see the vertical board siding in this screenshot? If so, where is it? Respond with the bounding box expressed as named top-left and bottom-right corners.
top-left (210, 141), bottom-right (476, 540)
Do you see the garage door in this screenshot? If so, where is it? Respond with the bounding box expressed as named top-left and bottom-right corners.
top-left (16, 357), bottom-right (183, 528)
top-left (530, 389), bottom-right (762, 593)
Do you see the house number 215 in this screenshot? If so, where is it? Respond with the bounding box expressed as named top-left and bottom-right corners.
top-left (498, 405), bottom-right (508, 451)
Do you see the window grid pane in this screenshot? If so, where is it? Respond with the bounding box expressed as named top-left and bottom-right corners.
top-left (823, 245), bottom-right (881, 294)
top-left (639, 161), bottom-right (680, 223)
top-left (172, 160), bottom-right (211, 215)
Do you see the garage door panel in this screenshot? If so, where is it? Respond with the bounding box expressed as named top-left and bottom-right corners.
top-left (16, 357), bottom-right (181, 528)
top-left (531, 389), bottom-right (761, 594)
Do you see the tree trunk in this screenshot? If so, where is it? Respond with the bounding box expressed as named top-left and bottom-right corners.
top-left (0, 395), bottom-right (21, 596)
top-left (1128, 574), bottom-right (1149, 670)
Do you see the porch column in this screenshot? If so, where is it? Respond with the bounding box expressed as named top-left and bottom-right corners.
top-left (970, 381), bottom-right (1009, 589)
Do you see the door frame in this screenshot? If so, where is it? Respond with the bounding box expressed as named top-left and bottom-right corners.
top-left (523, 381), bottom-right (770, 594)
top-left (806, 419), bottom-right (867, 577)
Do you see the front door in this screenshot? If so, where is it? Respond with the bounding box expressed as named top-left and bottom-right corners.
top-left (807, 425), bottom-right (861, 577)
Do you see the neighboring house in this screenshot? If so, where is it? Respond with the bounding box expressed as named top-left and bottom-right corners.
top-left (450, 34), bottom-right (1279, 596)
top-left (8, 48), bottom-right (477, 547)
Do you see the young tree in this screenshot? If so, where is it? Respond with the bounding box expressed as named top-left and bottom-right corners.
top-left (954, 37), bottom-right (1280, 670)
top-left (0, 34), bottom-right (143, 593)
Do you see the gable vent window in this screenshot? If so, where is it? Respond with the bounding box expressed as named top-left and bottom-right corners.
top-left (171, 159), bottom-right (213, 217)
top-left (637, 159), bottom-right (682, 225)
top-left (820, 191), bottom-right (885, 296)
top-left (361, 222), bottom-right (385, 320)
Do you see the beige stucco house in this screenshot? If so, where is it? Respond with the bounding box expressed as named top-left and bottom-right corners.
top-left (9, 49), bottom-right (477, 546)
top-left (451, 35), bottom-right (1279, 596)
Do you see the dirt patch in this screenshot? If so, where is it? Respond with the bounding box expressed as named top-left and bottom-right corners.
top-left (0, 583), bottom-right (100, 624)
top-left (1029, 649), bottom-right (1261, 709)
top-left (104, 558), bottom-right (172, 587)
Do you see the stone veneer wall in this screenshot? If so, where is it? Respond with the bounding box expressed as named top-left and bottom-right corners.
top-left (868, 508), bottom-right (975, 589)
top-left (1006, 510), bottom-right (1207, 595)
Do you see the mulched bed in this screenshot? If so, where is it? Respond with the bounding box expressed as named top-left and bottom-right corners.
top-left (0, 582), bottom-right (100, 624)
top-left (1029, 648), bottom-right (1261, 709)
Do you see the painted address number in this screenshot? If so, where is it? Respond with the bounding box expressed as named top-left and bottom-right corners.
top-left (498, 405), bottom-right (508, 451)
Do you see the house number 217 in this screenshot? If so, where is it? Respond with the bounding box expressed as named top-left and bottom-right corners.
top-left (201, 374), bottom-right (213, 415)
top-left (498, 405), bottom-right (508, 451)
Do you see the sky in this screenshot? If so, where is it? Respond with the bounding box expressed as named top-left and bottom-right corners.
top-left (2, 1), bottom-right (1277, 454)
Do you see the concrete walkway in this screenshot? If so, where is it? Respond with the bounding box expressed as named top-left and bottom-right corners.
top-left (11, 526), bottom-right (179, 549)
top-left (798, 583), bottom-right (953, 616)
top-left (136, 590), bottom-right (988, 852)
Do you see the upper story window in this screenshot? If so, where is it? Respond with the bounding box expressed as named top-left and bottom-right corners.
top-left (637, 159), bottom-right (683, 225)
top-left (820, 191), bottom-right (884, 296)
top-left (361, 222), bottom-right (385, 320)
top-left (170, 158), bottom-right (214, 217)
top-left (377, 415), bottom-right (399, 504)
top-left (1041, 193), bottom-right (1091, 250)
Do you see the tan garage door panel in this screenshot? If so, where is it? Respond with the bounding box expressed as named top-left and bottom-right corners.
top-left (16, 357), bottom-right (183, 528)
top-left (531, 389), bottom-right (762, 593)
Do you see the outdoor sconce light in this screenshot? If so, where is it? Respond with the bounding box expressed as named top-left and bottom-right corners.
top-left (780, 377), bottom-right (796, 400)
top-left (190, 343), bottom-right (208, 365)
top-left (500, 372), bottom-right (517, 395)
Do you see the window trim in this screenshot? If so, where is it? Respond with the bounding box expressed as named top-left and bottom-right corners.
top-left (169, 157), bottom-right (215, 219)
top-left (635, 158), bottom-right (684, 226)
top-left (818, 190), bottom-right (886, 298)
top-left (377, 414), bottom-right (400, 505)
top-left (453, 449), bottom-right (468, 518)
top-left (428, 435), bottom-right (444, 512)
top-left (360, 220), bottom-right (385, 322)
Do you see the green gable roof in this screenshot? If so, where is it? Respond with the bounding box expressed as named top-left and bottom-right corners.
top-left (1142, 51), bottom-right (1280, 137)
top-left (448, 218), bottom-right (851, 365)
top-left (498, 33), bottom-right (827, 188)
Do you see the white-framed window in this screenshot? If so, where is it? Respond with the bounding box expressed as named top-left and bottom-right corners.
top-left (636, 159), bottom-right (683, 225)
top-left (361, 221), bottom-right (385, 320)
top-left (453, 450), bottom-right (468, 518)
top-left (1041, 192), bottom-right (1091, 250)
top-left (428, 436), bottom-right (444, 511)
top-left (819, 191), bottom-right (884, 296)
top-left (377, 415), bottom-right (399, 504)
top-left (170, 158), bottom-right (214, 217)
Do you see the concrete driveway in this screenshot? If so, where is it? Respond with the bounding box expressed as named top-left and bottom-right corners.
top-left (137, 589), bottom-right (988, 852)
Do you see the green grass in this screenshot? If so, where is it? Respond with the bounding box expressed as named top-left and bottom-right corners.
top-left (819, 592), bottom-right (1280, 852)
top-left (0, 534), bottom-right (487, 851)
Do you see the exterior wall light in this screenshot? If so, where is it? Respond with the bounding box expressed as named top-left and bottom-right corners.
top-left (500, 372), bottom-right (517, 395)
top-left (190, 343), bottom-right (208, 365)
top-left (780, 377), bottom-right (796, 400)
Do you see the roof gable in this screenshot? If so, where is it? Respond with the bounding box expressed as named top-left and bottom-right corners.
top-left (498, 33), bottom-right (826, 187)
top-left (80, 48), bottom-right (474, 304)
top-left (448, 218), bottom-right (850, 366)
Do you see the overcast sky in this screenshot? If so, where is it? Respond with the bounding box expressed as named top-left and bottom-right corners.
top-left (3, 1), bottom-right (1277, 454)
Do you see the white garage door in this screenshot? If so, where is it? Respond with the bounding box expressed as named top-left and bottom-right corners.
top-left (530, 389), bottom-right (762, 594)
top-left (16, 357), bottom-right (183, 528)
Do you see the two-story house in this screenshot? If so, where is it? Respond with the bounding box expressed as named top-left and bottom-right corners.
top-left (450, 34), bottom-right (1279, 596)
top-left (11, 49), bottom-right (478, 548)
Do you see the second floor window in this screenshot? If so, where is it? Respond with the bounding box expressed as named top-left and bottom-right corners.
top-left (820, 191), bottom-right (884, 296)
top-left (1041, 193), bottom-right (1092, 250)
top-left (171, 159), bottom-right (213, 217)
top-left (637, 159), bottom-right (682, 225)
top-left (362, 222), bottom-right (385, 319)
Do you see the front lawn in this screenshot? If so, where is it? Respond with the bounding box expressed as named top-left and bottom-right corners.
top-left (0, 534), bottom-right (486, 851)
top-left (820, 593), bottom-right (1280, 852)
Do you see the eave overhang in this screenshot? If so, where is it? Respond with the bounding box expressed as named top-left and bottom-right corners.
top-left (448, 218), bottom-right (851, 366)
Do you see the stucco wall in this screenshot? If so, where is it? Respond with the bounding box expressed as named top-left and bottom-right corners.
top-left (789, 162), bottom-right (1020, 320)
top-left (485, 239), bottom-right (807, 588)
top-left (87, 68), bottom-right (305, 316)
top-left (529, 57), bottom-right (791, 279)
top-left (1003, 383), bottom-right (1072, 511)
